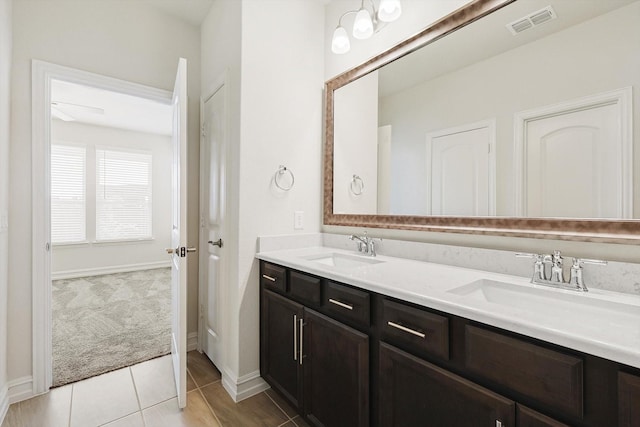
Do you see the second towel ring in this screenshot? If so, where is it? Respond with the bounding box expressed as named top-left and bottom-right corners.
top-left (275, 165), bottom-right (295, 191)
top-left (350, 174), bottom-right (364, 196)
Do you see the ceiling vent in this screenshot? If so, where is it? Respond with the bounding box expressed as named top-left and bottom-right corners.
top-left (507, 6), bottom-right (557, 35)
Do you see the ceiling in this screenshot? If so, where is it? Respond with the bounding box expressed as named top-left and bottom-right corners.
top-left (51, 80), bottom-right (173, 136)
top-left (145, 0), bottom-right (214, 26)
top-left (378, 0), bottom-right (637, 98)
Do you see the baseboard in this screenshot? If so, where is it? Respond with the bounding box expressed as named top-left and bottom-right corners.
top-left (0, 383), bottom-right (9, 425)
top-left (187, 332), bottom-right (198, 352)
top-left (221, 369), bottom-right (269, 403)
top-left (8, 376), bottom-right (33, 404)
top-left (52, 261), bottom-right (171, 280)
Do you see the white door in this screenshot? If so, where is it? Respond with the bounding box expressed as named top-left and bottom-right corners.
top-left (199, 83), bottom-right (226, 369)
top-left (426, 121), bottom-right (495, 216)
top-left (525, 104), bottom-right (622, 218)
top-left (169, 58), bottom-right (189, 408)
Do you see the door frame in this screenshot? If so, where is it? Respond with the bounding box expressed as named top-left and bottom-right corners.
top-left (513, 87), bottom-right (633, 217)
top-left (31, 60), bottom-right (171, 394)
top-left (197, 72), bottom-right (229, 362)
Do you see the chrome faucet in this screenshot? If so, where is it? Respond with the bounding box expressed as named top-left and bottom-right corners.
top-left (348, 232), bottom-right (381, 257)
top-left (516, 250), bottom-right (607, 292)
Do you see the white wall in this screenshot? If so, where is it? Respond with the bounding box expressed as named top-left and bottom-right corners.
top-left (379, 2), bottom-right (640, 218)
top-left (201, 0), bottom-right (325, 395)
top-left (333, 71), bottom-right (379, 214)
top-left (0, 0), bottom-right (12, 419)
top-left (323, 0), bottom-right (640, 263)
top-left (9, 0), bottom-right (201, 396)
top-left (51, 121), bottom-right (172, 277)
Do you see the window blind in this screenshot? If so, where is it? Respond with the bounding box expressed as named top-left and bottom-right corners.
top-left (51, 144), bottom-right (86, 244)
top-left (96, 148), bottom-right (153, 241)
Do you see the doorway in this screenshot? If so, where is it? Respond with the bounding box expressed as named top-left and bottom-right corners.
top-left (32, 61), bottom-right (189, 405)
top-left (49, 79), bottom-right (173, 387)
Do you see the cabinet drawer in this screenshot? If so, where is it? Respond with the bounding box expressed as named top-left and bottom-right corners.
top-left (381, 298), bottom-right (449, 361)
top-left (289, 271), bottom-right (321, 305)
top-left (261, 262), bottom-right (287, 292)
top-left (323, 281), bottom-right (370, 327)
top-left (619, 371), bottom-right (640, 427)
top-left (465, 325), bottom-right (583, 419)
top-left (517, 404), bottom-right (569, 427)
top-left (379, 342), bottom-right (514, 427)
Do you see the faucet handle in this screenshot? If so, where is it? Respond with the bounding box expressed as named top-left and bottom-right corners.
top-left (569, 258), bottom-right (607, 291)
top-left (573, 258), bottom-right (608, 267)
top-left (516, 253), bottom-right (547, 282)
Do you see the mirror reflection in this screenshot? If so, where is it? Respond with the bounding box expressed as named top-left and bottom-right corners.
top-left (332, 0), bottom-right (639, 219)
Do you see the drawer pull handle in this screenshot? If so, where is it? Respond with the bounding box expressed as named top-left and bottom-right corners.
top-left (293, 314), bottom-right (298, 361)
top-left (329, 298), bottom-right (353, 310)
top-left (387, 321), bottom-right (426, 338)
top-left (262, 274), bottom-right (277, 282)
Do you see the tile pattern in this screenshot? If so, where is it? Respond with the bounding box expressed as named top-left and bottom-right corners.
top-left (2, 351), bottom-right (307, 427)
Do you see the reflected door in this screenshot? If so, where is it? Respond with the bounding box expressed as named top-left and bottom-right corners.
top-left (525, 103), bottom-right (621, 218)
top-left (426, 121), bottom-right (495, 216)
top-left (200, 83), bottom-right (227, 370)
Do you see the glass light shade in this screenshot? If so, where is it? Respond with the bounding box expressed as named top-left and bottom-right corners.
top-left (331, 26), bottom-right (351, 54)
top-left (378, 0), bottom-right (402, 22)
top-left (352, 8), bottom-right (374, 40)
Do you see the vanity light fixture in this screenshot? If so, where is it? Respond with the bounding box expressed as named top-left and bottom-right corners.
top-left (331, 0), bottom-right (402, 54)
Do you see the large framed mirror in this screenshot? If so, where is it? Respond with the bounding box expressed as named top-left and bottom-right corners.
top-left (324, 0), bottom-right (640, 243)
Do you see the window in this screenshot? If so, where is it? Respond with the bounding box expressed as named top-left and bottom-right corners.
top-left (96, 148), bottom-right (153, 241)
top-left (51, 144), bottom-right (86, 244)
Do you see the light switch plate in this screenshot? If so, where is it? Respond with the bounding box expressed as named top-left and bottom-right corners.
top-left (294, 211), bottom-right (304, 230)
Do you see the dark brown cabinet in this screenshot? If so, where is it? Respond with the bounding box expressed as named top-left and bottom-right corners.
top-left (303, 309), bottom-right (369, 427)
top-left (379, 342), bottom-right (515, 427)
top-left (260, 263), bottom-right (369, 427)
top-left (260, 289), bottom-right (303, 410)
top-left (260, 261), bottom-right (638, 427)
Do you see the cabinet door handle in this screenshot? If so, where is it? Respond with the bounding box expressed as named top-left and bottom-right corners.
top-left (293, 314), bottom-right (298, 361)
top-left (387, 321), bottom-right (426, 338)
top-left (299, 318), bottom-right (305, 366)
top-left (262, 274), bottom-right (277, 282)
top-left (328, 298), bottom-right (353, 311)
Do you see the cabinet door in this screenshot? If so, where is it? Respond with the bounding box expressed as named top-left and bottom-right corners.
top-left (303, 309), bottom-right (369, 427)
top-left (619, 371), bottom-right (640, 427)
top-left (379, 342), bottom-right (515, 427)
top-left (261, 289), bottom-right (304, 410)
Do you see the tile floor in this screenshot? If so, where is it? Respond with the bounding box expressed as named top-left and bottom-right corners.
top-left (2, 351), bottom-right (310, 427)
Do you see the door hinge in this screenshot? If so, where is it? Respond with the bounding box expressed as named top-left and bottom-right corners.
top-left (201, 123), bottom-right (206, 137)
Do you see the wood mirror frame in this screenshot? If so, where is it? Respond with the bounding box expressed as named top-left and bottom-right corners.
top-left (323, 0), bottom-right (640, 244)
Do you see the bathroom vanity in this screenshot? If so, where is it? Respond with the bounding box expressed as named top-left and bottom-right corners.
top-left (257, 247), bottom-right (640, 427)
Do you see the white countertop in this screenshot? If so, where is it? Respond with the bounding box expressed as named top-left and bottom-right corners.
top-left (257, 246), bottom-right (640, 369)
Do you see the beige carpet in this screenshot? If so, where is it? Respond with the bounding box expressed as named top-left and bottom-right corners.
top-left (52, 268), bottom-right (171, 387)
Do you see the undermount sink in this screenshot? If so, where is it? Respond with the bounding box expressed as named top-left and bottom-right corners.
top-left (303, 252), bottom-right (384, 269)
top-left (448, 279), bottom-right (640, 328)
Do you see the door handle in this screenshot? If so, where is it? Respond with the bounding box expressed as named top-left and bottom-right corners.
top-left (165, 246), bottom-right (196, 257)
top-left (208, 239), bottom-right (223, 248)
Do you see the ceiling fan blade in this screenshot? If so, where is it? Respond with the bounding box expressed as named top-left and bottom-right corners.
top-left (51, 106), bottom-right (76, 122)
top-left (51, 101), bottom-right (105, 115)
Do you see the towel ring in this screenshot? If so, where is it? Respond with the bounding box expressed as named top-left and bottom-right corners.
top-left (350, 174), bottom-right (364, 196)
top-left (274, 165), bottom-right (295, 191)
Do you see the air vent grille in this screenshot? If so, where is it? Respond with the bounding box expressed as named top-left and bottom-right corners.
top-left (507, 6), bottom-right (557, 35)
